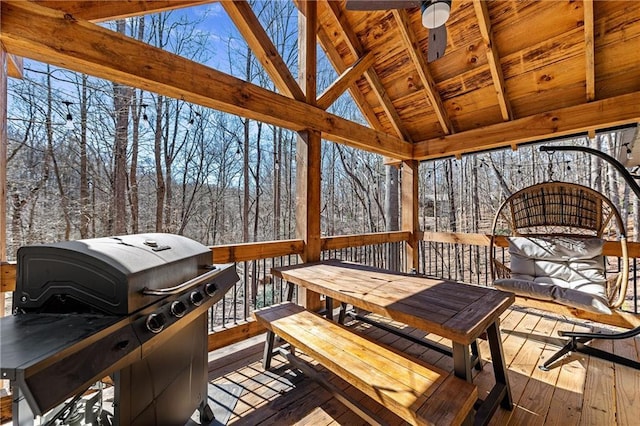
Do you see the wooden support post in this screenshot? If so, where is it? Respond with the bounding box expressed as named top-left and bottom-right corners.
top-left (1, 44), bottom-right (8, 399)
top-left (1, 47), bottom-right (8, 316)
top-left (401, 160), bottom-right (419, 272)
top-left (295, 1), bottom-right (322, 311)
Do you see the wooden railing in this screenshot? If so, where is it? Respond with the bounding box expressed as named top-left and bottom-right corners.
top-left (2, 230), bottom-right (639, 352)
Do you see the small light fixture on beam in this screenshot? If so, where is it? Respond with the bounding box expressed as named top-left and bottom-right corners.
top-left (62, 101), bottom-right (74, 130)
top-left (141, 103), bottom-right (149, 122)
top-left (421, 0), bottom-right (451, 29)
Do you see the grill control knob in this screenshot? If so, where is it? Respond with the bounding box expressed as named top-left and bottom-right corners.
top-left (170, 300), bottom-right (187, 318)
top-left (190, 291), bottom-right (204, 306)
top-left (204, 282), bottom-right (218, 297)
top-left (146, 313), bottom-right (165, 334)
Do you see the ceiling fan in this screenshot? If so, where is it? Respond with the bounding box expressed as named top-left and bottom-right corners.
top-left (345, 0), bottom-right (451, 62)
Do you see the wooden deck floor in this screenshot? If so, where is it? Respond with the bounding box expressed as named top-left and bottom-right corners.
top-left (207, 306), bottom-right (640, 425)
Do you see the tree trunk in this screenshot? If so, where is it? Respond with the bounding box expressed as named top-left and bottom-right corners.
top-left (46, 65), bottom-right (71, 240)
top-left (112, 20), bottom-right (131, 235)
top-left (79, 74), bottom-right (90, 238)
top-left (128, 17), bottom-right (145, 234)
top-left (154, 95), bottom-right (165, 232)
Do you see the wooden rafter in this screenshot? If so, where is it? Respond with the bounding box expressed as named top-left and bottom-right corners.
top-left (316, 51), bottom-right (375, 110)
top-left (584, 0), bottom-right (595, 101)
top-left (323, 0), bottom-right (413, 142)
top-left (6, 53), bottom-right (23, 78)
top-left (473, 0), bottom-right (512, 121)
top-left (315, 25), bottom-right (382, 130)
top-left (392, 9), bottom-right (453, 135)
top-left (222, 1), bottom-right (305, 102)
top-left (0, 1), bottom-right (411, 159)
top-left (413, 91), bottom-right (640, 160)
top-left (34, 0), bottom-right (214, 22)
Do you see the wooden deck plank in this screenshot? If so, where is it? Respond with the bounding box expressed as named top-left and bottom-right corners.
top-left (488, 310), bottom-right (543, 425)
top-left (507, 316), bottom-right (562, 425)
top-left (612, 334), bottom-right (640, 425)
top-left (543, 321), bottom-right (586, 426)
top-left (579, 338), bottom-right (616, 425)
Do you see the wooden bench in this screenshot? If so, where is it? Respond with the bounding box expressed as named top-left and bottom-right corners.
top-left (253, 302), bottom-right (478, 426)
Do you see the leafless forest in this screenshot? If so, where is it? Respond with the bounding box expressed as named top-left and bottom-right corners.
top-left (5, 2), bottom-right (640, 260)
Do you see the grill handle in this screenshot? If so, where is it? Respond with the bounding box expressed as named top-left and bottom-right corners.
top-left (142, 266), bottom-right (219, 296)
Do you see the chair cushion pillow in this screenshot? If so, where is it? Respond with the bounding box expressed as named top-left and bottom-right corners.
top-left (493, 236), bottom-right (610, 314)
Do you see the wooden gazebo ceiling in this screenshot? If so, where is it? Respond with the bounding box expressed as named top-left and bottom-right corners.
top-left (2, 1), bottom-right (640, 162)
top-left (315, 0), bottom-right (640, 158)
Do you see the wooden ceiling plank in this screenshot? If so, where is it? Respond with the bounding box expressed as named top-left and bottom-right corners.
top-left (317, 51), bottom-right (375, 110)
top-left (584, 0), bottom-right (595, 101)
top-left (414, 91), bottom-right (640, 160)
top-left (222, 1), bottom-right (305, 102)
top-left (472, 0), bottom-right (512, 121)
top-left (34, 0), bottom-right (214, 22)
top-left (6, 53), bottom-right (23, 78)
top-left (0, 1), bottom-right (411, 159)
top-left (392, 9), bottom-right (453, 135)
top-left (323, 0), bottom-right (413, 142)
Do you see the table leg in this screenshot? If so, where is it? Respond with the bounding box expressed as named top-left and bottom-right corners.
top-left (325, 296), bottom-right (334, 321)
top-left (338, 302), bottom-right (348, 324)
top-left (452, 342), bottom-right (472, 383)
top-left (471, 340), bottom-right (483, 371)
top-left (486, 320), bottom-right (512, 409)
top-left (262, 330), bottom-right (276, 370)
top-left (286, 282), bottom-right (295, 302)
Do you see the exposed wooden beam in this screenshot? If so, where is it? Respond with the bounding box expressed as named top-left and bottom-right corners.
top-left (0, 1), bottom-right (411, 159)
top-left (473, 0), bottom-right (512, 121)
top-left (584, 0), bottom-right (595, 101)
top-left (6, 53), bottom-right (23, 78)
top-left (392, 9), bottom-right (453, 134)
top-left (413, 91), bottom-right (640, 160)
top-left (222, 0), bottom-right (305, 102)
top-left (34, 0), bottom-right (214, 22)
top-left (324, 0), bottom-right (413, 142)
top-left (316, 51), bottom-right (375, 110)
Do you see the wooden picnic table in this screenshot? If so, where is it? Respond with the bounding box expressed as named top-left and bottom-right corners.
top-left (271, 260), bottom-right (515, 424)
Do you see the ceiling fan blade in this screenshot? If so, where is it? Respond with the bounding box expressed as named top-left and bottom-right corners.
top-left (427, 25), bottom-right (447, 62)
top-left (346, 1), bottom-right (421, 11)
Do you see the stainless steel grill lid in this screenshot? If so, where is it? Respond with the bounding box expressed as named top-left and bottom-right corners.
top-left (15, 233), bottom-right (212, 315)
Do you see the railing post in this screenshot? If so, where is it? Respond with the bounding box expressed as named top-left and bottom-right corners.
top-left (402, 160), bottom-right (419, 273)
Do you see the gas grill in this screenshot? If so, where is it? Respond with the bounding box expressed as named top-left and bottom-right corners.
top-left (0, 233), bottom-right (239, 425)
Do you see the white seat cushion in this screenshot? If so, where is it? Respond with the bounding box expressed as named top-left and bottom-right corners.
top-left (494, 236), bottom-right (610, 314)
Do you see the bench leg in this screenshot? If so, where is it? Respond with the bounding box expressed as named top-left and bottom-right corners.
top-left (263, 330), bottom-right (276, 370)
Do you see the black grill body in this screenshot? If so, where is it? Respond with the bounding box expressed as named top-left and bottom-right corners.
top-left (0, 233), bottom-right (239, 425)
